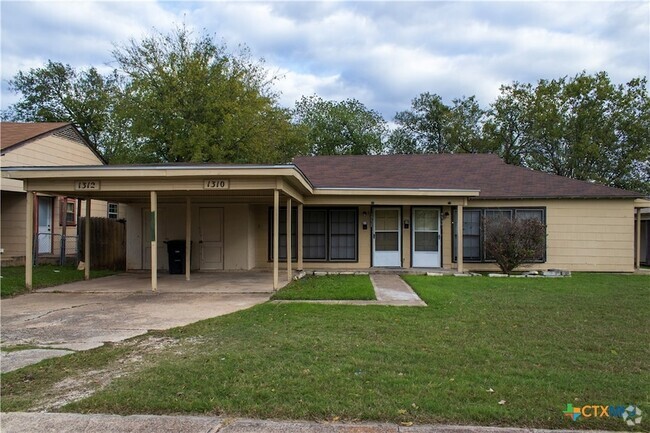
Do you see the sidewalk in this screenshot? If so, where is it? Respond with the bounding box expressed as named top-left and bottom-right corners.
top-left (0, 413), bottom-right (614, 433)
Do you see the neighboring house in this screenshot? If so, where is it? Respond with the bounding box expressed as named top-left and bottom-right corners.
top-left (3, 154), bottom-right (648, 289)
top-left (0, 122), bottom-right (118, 265)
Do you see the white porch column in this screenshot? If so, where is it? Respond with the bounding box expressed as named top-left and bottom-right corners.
top-left (273, 190), bottom-right (280, 290)
top-left (286, 198), bottom-right (292, 281)
top-left (150, 191), bottom-right (158, 292)
top-left (84, 199), bottom-right (91, 280)
top-left (457, 204), bottom-right (464, 273)
top-left (25, 192), bottom-right (34, 290)
top-left (185, 197), bottom-right (192, 281)
top-left (297, 203), bottom-right (304, 271)
top-left (636, 208), bottom-right (642, 270)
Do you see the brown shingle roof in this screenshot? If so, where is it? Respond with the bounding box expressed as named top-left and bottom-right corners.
top-left (293, 154), bottom-right (642, 199)
top-left (0, 122), bottom-right (70, 150)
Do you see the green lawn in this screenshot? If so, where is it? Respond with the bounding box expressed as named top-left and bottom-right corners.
top-left (271, 275), bottom-right (375, 300)
top-left (0, 265), bottom-right (116, 298)
top-left (1, 273), bottom-right (648, 430)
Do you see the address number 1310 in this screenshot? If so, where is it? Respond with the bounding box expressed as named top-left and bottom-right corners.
top-left (203, 179), bottom-right (229, 189)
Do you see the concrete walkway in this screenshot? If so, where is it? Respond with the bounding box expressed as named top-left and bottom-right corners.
top-left (273, 274), bottom-right (426, 307)
top-left (0, 413), bottom-right (614, 433)
top-left (371, 274), bottom-right (426, 306)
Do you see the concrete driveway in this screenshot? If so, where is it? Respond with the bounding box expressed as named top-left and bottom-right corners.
top-left (0, 272), bottom-right (278, 372)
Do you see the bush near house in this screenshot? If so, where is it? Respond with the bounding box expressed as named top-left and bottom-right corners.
top-left (483, 216), bottom-right (546, 274)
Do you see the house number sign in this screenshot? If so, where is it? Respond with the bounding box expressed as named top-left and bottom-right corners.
top-left (74, 180), bottom-right (100, 191)
top-left (203, 179), bottom-right (230, 189)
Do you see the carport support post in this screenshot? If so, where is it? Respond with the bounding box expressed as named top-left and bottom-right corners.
top-left (151, 191), bottom-right (158, 292)
top-left (286, 198), bottom-right (292, 281)
top-left (185, 197), bottom-right (191, 281)
top-left (273, 190), bottom-right (279, 290)
top-left (297, 203), bottom-right (303, 271)
top-left (84, 199), bottom-right (91, 280)
top-left (457, 204), bottom-right (464, 273)
top-left (25, 192), bottom-right (34, 290)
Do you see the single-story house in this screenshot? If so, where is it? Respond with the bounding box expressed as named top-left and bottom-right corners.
top-left (2, 153), bottom-right (648, 290)
top-left (0, 122), bottom-right (120, 265)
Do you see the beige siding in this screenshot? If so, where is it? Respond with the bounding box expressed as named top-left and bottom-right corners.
top-left (2, 135), bottom-right (102, 168)
top-left (445, 199), bottom-right (636, 273)
top-left (1, 191), bottom-right (27, 259)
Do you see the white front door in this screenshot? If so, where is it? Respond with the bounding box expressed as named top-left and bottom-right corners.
top-left (372, 208), bottom-right (401, 267)
top-left (199, 207), bottom-right (224, 270)
top-left (37, 197), bottom-right (53, 254)
top-left (412, 208), bottom-right (441, 268)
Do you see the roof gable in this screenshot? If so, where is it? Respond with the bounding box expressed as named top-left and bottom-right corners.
top-left (1, 122), bottom-right (71, 150)
top-left (0, 122), bottom-right (105, 164)
top-left (293, 154), bottom-right (641, 199)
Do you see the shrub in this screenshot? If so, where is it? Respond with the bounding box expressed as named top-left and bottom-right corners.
top-left (483, 215), bottom-right (546, 274)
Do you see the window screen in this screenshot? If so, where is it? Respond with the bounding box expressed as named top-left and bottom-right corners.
top-left (304, 210), bottom-right (327, 260)
top-left (330, 210), bottom-right (356, 260)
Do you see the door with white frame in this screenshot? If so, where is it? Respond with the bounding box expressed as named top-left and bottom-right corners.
top-left (412, 207), bottom-right (441, 268)
top-left (37, 197), bottom-right (53, 254)
top-left (372, 208), bottom-right (401, 267)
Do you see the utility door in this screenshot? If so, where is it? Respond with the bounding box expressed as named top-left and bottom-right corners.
top-left (412, 208), bottom-right (441, 267)
top-left (372, 208), bottom-right (401, 267)
top-left (37, 197), bottom-right (53, 254)
top-left (199, 207), bottom-right (224, 270)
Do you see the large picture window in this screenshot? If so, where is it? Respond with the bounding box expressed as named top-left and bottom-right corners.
top-left (453, 207), bottom-right (546, 263)
top-left (269, 208), bottom-right (358, 262)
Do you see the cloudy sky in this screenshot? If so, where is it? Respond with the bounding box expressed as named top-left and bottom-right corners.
top-left (1, 1), bottom-right (648, 119)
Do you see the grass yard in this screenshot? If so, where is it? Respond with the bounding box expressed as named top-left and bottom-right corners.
top-left (0, 265), bottom-right (116, 298)
top-left (271, 275), bottom-right (375, 300)
top-left (1, 273), bottom-right (648, 430)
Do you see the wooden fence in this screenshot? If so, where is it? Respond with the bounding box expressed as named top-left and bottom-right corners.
top-left (79, 217), bottom-right (126, 270)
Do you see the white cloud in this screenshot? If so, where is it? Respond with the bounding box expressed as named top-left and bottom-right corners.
top-left (1, 0), bottom-right (648, 120)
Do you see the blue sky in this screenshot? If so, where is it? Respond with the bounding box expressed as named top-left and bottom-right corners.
top-left (1, 1), bottom-right (648, 119)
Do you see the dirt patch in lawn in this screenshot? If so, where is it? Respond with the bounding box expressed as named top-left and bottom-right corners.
top-left (28, 336), bottom-right (191, 411)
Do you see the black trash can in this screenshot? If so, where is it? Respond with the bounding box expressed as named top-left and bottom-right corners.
top-left (165, 240), bottom-right (188, 274)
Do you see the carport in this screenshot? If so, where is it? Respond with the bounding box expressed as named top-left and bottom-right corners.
top-left (3, 164), bottom-right (312, 292)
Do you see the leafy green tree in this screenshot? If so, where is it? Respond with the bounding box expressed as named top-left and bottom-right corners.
top-left (482, 83), bottom-right (530, 165)
top-left (293, 95), bottom-right (387, 155)
top-left (447, 95), bottom-right (486, 153)
top-left (520, 72), bottom-right (649, 192)
top-left (4, 61), bottom-right (125, 160)
top-left (113, 25), bottom-right (304, 163)
top-left (389, 93), bottom-right (486, 154)
top-left (390, 92), bottom-right (450, 154)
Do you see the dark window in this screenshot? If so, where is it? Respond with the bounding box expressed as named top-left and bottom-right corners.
top-left (515, 208), bottom-right (544, 221)
top-left (108, 203), bottom-right (118, 219)
top-left (269, 208), bottom-right (298, 261)
top-left (269, 207), bottom-right (357, 262)
top-left (452, 209), bottom-right (481, 261)
top-left (453, 207), bottom-right (546, 263)
top-left (329, 209), bottom-right (356, 260)
top-left (304, 210), bottom-right (327, 260)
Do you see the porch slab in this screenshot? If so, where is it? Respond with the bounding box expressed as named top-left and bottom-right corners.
top-left (35, 271), bottom-right (284, 294)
